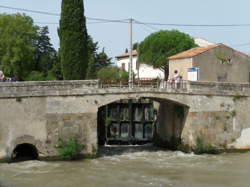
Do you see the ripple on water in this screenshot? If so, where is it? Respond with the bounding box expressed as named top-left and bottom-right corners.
top-left (1, 150), bottom-right (250, 187)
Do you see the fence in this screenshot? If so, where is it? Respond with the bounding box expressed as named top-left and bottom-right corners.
top-left (98, 78), bottom-right (187, 89)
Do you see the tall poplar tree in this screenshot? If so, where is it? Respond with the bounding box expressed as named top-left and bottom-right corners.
top-left (59, 0), bottom-right (89, 80)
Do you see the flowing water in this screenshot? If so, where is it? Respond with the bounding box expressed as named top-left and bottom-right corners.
top-left (1, 145), bottom-right (250, 187)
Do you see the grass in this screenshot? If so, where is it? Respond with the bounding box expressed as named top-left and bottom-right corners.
top-left (57, 137), bottom-right (84, 160)
top-left (193, 136), bottom-right (219, 154)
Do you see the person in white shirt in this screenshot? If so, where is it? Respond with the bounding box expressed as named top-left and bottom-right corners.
top-left (172, 70), bottom-right (181, 88)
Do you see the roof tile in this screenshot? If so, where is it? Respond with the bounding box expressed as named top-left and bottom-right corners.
top-left (168, 44), bottom-right (221, 59)
top-left (116, 50), bottom-right (137, 59)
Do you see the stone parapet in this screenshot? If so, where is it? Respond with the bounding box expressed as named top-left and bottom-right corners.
top-left (0, 80), bottom-right (99, 98)
top-left (0, 80), bottom-right (250, 98)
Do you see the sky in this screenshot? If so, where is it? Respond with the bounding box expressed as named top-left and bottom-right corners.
top-left (0, 0), bottom-right (250, 62)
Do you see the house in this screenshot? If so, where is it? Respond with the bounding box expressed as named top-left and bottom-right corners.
top-left (116, 37), bottom-right (214, 80)
top-left (116, 50), bottom-right (164, 79)
top-left (168, 43), bottom-right (250, 83)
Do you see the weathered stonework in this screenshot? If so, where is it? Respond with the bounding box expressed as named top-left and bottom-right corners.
top-left (1, 80), bottom-right (250, 160)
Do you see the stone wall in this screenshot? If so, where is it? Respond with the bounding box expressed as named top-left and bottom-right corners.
top-left (193, 45), bottom-right (250, 83)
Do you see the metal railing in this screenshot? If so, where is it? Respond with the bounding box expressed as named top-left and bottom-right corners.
top-left (98, 79), bottom-right (187, 89)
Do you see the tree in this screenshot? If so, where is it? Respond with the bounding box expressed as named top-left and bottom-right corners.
top-left (97, 66), bottom-right (129, 81)
top-left (138, 30), bottom-right (196, 80)
top-left (50, 49), bottom-right (63, 80)
top-left (86, 36), bottom-right (112, 79)
top-left (35, 26), bottom-right (57, 74)
top-left (124, 43), bottom-right (138, 53)
top-left (0, 13), bottom-right (39, 80)
top-left (25, 26), bottom-right (60, 81)
top-left (133, 43), bottom-right (139, 50)
top-left (87, 48), bottom-right (112, 79)
top-left (59, 0), bottom-right (89, 80)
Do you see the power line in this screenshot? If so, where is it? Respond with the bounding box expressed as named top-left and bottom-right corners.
top-left (0, 5), bottom-right (60, 16)
top-left (34, 20), bottom-right (127, 25)
top-left (2, 5), bottom-right (250, 27)
top-left (134, 20), bottom-right (159, 31)
top-left (134, 20), bottom-right (250, 27)
top-left (86, 17), bottom-right (129, 23)
top-left (136, 23), bottom-right (154, 33)
top-left (0, 5), bottom-right (129, 24)
top-left (34, 22), bottom-right (58, 25)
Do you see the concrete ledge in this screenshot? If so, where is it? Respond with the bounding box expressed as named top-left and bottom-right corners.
top-left (0, 80), bottom-right (250, 98)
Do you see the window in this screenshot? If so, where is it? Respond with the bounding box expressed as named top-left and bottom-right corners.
top-left (121, 63), bottom-right (126, 71)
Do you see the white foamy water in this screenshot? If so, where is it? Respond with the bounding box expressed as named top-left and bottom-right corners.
top-left (1, 146), bottom-right (250, 187)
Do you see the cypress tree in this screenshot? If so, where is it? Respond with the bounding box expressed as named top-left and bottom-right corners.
top-left (59, 0), bottom-right (89, 80)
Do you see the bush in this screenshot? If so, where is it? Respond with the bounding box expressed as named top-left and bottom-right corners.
top-left (25, 71), bottom-right (46, 81)
top-left (97, 66), bottom-right (129, 81)
top-left (57, 137), bottom-right (84, 160)
top-left (24, 70), bottom-right (58, 81)
top-left (119, 70), bottom-right (129, 81)
top-left (193, 136), bottom-right (219, 154)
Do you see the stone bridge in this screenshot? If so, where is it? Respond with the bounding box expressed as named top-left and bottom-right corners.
top-left (1, 80), bottom-right (250, 160)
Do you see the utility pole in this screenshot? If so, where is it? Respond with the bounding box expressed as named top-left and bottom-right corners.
top-left (129, 18), bottom-right (133, 88)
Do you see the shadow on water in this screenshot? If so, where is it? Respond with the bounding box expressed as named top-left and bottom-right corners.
top-left (97, 144), bottom-right (165, 157)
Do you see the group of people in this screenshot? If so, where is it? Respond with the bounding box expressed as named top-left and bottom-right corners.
top-left (0, 70), bottom-right (17, 82)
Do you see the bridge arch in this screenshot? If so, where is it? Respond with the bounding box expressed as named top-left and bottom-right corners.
top-left (11, 143), bottom-right (38, 162)
top-left (8, 135), bottom-right (41, 162)
top-left (95, 92), bottom-right (190, 109)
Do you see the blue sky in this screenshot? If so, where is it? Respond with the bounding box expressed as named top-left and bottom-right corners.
top-left (0, 0), bottom-right (250, 61)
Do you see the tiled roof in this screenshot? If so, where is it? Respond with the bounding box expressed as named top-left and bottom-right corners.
top-left (116, 50), bottom-right (137, 59)
top-left (168, 43), bottom-right (221, 60)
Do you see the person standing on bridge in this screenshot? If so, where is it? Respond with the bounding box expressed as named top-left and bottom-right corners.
top-left (171, 70), bottom-right (181, 88)
top-left (0, 70), bottom-right (5, 82)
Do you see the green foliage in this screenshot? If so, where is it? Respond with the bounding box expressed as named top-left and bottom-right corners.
top-left (58, 137), bottom-right (84, 160)
top-left (25, 71), bottom-right (46, 81)
top-left (230, 110), bottom-right (237, 117)
top-left (214, 52), bottom-right (231, 64)
top-left (138, 30), bottom-right (196, 79)
top-left (133, 42), bottom-right (139, 50)
top-left (59, 0), bottom-right (89, 80)
top-left (86, 44), bottom-right (112, 79)
top-left (34, 26), bottom-right (58, 75)
top-left (0, 14), bottom-right (59, 81)
top-left (194, 136), bottom-right (218, 154)
top-left (97, 66), bottom-right (129, 81)
top-left (0, 13), bottom-right (39, 80)
top-left (50, 50), bottom-right (63, 80)
top-left (119, 69), bottom-right (129, 81)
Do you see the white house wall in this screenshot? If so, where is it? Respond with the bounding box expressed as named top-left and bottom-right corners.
top-left (138, 64), bottom-right (164, 79)
top-left (117, 56), bottom-right (164, 79)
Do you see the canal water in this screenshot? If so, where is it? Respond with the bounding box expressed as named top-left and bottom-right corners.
top-left (1, 145), bottom-right (250, 187)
